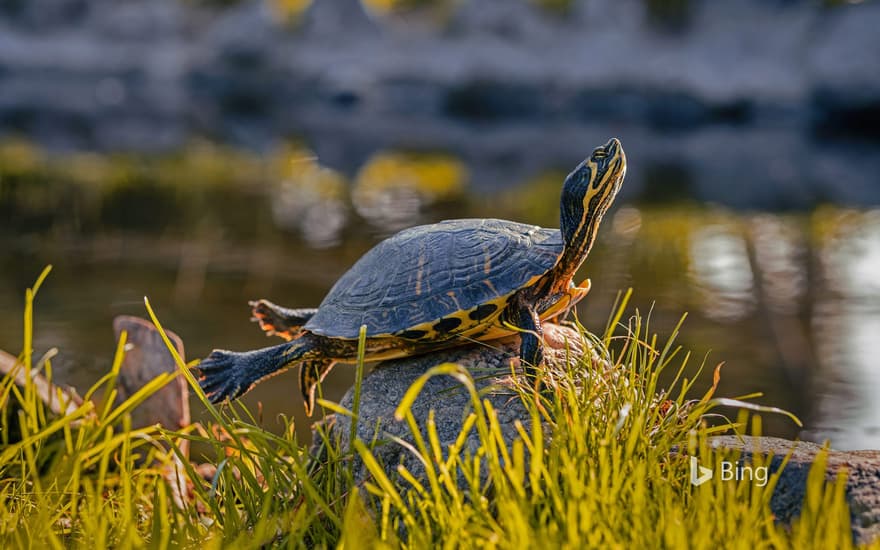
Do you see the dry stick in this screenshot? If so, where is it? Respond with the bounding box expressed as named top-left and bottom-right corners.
top-left (0, 348), bottom-right (88, 419)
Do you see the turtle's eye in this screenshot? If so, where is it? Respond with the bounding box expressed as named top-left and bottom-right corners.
top-left (593, 150), bottom-right (607, 160)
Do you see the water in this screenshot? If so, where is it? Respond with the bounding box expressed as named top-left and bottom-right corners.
top-left (1, 141), bottom-right (878, 450)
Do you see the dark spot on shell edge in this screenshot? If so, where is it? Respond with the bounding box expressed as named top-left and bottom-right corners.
top-left (469, 303), bottom-right (498, 321)
top-left (433, 317), bottom-right (463, 333)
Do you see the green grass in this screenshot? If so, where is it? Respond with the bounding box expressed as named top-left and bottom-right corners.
top-left (0, 270), bottom-right (866, 548)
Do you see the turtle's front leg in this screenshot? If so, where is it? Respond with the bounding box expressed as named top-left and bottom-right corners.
top-left (506, 298), bottom-right (544, 378)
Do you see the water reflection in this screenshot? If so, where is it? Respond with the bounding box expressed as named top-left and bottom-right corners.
top-left (610, 206), bottom-right (643, 240)
top-left (807, 210), bottom-right (880, 449)
top-left (822, 209), bottom-right (880, 299)
top-left (270, 145), bottom-right (348, 248)
top-left (352, 152), bottom-right (466, 232)
top-left (749, 215), bottom-right (805, 315)
top-left (688, 223), bottom-right (755, 322)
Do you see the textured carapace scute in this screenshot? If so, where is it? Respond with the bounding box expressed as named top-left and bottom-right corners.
top-left (305, 219), bottom-right (563, 338)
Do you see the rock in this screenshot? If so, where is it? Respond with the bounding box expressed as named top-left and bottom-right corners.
top-left (710, 436), bottom-right (880, 545)
top-left (111, 316), bottom-right (192, 502)
top-left (322, 323), bottom-right (593, 484)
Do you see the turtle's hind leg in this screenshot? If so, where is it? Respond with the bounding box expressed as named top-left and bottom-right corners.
top-left (250, 299), bottom-right (318, 340)
top-left (199, 336), bottom-right (321, 403)
top-left (299, 360), bottom-right (335, 416)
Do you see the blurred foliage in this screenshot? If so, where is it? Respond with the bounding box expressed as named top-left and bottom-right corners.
top-left (498, 169), bottom-right (569, 226)
top-left (0, 138), bottom-right (471, 240)
top-left (0, 139), bottom-right (43, 179)
top-left (644, 0), bottom-right (691, 30)
top-left (352, 151), bottom-right (467, 228)
top-left (822, 0), bottom-right (869, 6)
top-left (271, 143), bottom-right (346, 201)
top-left (363, 0), bottom-right (435, 12)
top-left (0, 139), bottom-right (264, 192)
top-left (354, 151), bottom-right (466, 202)
top-left (361, 0), bottom-right (462, 26)
top-left (170, 0), bottom-right (865, 23)
top-left (530, 0), bottom-right (576, 15)
top-left (2, 136), bottom-right (873, 246)
top-left (0, 139), bottom-right (265, 238)
top-left (266, 0), bottom-right (312, 22)
top-left (269, 143), bottom-right (349, 246)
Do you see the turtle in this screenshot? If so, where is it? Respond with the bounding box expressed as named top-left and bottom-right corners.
top-left (199, 138), bottom-right (626, 415)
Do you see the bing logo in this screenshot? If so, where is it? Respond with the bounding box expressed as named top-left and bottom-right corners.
top-left (689, 456), bottom-right (769, 487)
top-left (690, 456), bottom-right (713, 486)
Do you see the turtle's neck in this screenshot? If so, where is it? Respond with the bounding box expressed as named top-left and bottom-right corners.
top-left (547, 197), bottom-right (610, 295)
top-left (549, 151), bottom-right (626, 296)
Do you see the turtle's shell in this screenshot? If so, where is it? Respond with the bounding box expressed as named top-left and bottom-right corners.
top-left (304, 219), bottom-right (563, 339)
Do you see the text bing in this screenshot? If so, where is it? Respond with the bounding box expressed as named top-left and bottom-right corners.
top-left (720, 461), bottom-right (769, 487)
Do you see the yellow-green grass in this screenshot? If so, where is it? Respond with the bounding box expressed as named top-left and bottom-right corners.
top-left (0, 268), bottom-right (864, 548)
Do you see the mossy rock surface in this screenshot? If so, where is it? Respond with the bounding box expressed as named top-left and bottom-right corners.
top-left (320, 323), bottom-right (593, 485)
top-left (710, 436), bottom-right (880, 545)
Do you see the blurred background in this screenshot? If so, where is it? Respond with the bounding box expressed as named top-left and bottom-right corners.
top-left (1, 0), bottom-right (879, 450)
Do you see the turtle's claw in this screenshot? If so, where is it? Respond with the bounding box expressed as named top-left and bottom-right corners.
top-left (250, 302), bottom-right (276, 336)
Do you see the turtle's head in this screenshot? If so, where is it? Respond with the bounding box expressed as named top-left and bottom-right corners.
top-left (559, 138), bottom-right (626, 253)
